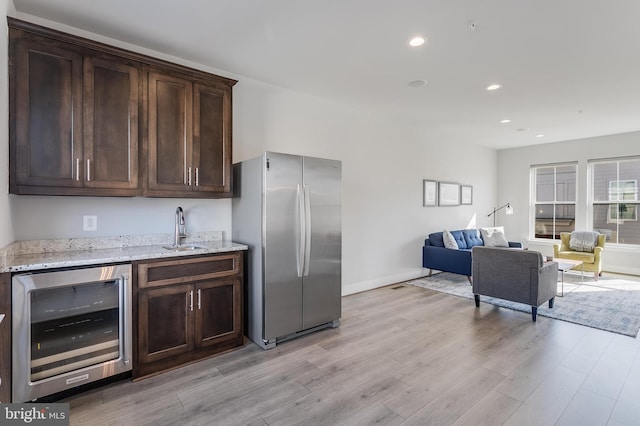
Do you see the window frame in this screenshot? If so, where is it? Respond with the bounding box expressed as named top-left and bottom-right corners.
top-left (589, 157), bottom-right (640, 244)
top-left (530, 162), bottom-right (578, 241)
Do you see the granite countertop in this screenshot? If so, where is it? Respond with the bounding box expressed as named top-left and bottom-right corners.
top-left (0, 232), bottom-right (248, 273)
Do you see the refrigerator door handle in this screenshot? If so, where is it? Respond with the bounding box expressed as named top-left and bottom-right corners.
top-left (303, 184), bottom-right (311, 276)
top-left (296, 184), bottom-right (305, 277)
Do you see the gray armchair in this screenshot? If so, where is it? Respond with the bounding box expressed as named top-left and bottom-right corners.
top-left (471, 246), bottom-right (558, 321)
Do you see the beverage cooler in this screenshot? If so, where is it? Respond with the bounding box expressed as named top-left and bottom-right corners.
top-left (12, 264), bottom-right (132, 402)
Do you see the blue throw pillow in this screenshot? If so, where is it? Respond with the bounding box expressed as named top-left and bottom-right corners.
top-left (462, 229), bottom-right (483, 248)
top-left (428, 232), bottom-right (445, 247)
top-left (449, 230), bottom-right (467, 249)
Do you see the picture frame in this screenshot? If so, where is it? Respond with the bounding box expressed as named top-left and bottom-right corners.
top-left (461, 185), bottom-right (473, 205)
top-left (438, 182), bottom-right (460, 206)
top-left (423, 179), bottom-right (437, 207)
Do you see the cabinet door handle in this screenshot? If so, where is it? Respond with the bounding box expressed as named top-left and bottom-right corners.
top-left (197, 288), bottom-right (201, 309)
top-left (76, 158), bottom-right (80, 181)
top-left (195, 167), bottom-right (199, 187)
top-left (188, 167), bottom-right (192, 186)
top-left (86, 159), bottom-right (91, 182)
top-left (189, 290), bottom-right (194, 311)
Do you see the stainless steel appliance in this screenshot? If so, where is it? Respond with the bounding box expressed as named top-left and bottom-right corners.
top-left (232, 152), bottom-right (341, 349)
top-left (12, 264), bottom-right (132, 402)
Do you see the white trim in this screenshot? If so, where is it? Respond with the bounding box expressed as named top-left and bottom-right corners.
top-left (342, 268), bottom-right (426, 296)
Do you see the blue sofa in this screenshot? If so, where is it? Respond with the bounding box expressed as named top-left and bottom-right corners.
top-left (422, 229), bottom-right (523, 282)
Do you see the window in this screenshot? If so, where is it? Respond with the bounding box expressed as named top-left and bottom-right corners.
top-left (591, 157), bottom-right (640, 244)
top-left (532, 164), bottom-right (577, 239)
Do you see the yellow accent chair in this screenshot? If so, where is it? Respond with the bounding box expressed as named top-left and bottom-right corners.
top-left (553, 232), bottom-right (606, 280)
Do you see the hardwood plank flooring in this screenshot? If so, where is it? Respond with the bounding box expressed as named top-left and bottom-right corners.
top-left (64, 281), bottom-right (640, 425)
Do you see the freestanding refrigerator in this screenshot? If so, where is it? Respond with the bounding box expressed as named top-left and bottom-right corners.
top-left (232, 152), bottom-right (341, 349)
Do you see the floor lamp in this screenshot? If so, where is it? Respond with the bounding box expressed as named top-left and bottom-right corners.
top-left (487, 203), bottom-right (513, 226)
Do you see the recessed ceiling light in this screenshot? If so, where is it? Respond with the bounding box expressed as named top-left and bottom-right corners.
top-left (408, 80), bottom-right (427, 87)
top-left (408, 36), bottom-right (426, 47)
top-left (486, 84), bottom-right (502, 91)
top-left (500, 119), bottom-right (511, 124)
top-left (516, 128), bottom-right (528, 132)
top-left (536, 134), bottom-right (545, 138)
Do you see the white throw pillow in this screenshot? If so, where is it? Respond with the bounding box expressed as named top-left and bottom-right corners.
top-left (443, 230), bottom-right (459, 249)
top-left (480, 226), bottom-right (509, 247)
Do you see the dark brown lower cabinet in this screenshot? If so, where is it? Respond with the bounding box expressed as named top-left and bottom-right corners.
top-left (134, 253), bottom-right (243, 379)
top-left (138, 283), bottom-right (194, 365)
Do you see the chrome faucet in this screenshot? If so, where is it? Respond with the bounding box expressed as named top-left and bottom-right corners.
top-left (174, 206), bottom-right (186, 246)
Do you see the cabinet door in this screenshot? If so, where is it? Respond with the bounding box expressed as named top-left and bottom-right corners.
top-left (302, 156), bottom-right (342, 329)
top-left (195, 278), bottom-right (242, 349)
top-left (12, 36), bottom-right (83, 191)
top-left (83, 56), bottom-right (139, 192)
top-left (263, 153), bottom-right (304, 340)
top-left (138, 284), bottom-right (194, 364)
top-left (147, 70), bottom-right (193, 193)
top-left (193, 83), bottom-right (232, 195)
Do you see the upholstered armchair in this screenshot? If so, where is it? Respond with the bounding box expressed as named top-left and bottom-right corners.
top-left (471, 246), bottom-right (557, 321)
top-left (553, 232), bottom-right (605, 280)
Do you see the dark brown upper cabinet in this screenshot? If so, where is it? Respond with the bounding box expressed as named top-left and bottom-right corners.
top-left (8, 18), bottom-right (236, 198)
top-left (83, 57), bottom-right (140, 192)
top-left (9, 28), bottom-right (140, 196)
top-left (144, 68), bottom-right (232, 197)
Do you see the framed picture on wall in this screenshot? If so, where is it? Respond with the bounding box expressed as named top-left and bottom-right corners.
top-left (461, 185), bottom-right (473, 205)
top-left (438, 182), bottom-right (460, 206)
top-left (423, 180), bottom-right (437, 207)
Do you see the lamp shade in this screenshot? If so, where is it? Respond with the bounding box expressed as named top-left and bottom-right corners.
top-left (487, 202), bottom-right (514, 226)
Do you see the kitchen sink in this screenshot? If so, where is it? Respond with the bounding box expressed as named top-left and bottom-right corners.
top-left (162, 244), bottom-right (206, 251)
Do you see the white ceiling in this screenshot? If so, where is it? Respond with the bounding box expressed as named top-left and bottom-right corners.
top-left (11, 0), bottom-right (640, 150)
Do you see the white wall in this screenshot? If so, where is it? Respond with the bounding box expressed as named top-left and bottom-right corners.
top-left (10, 196), bottom-right (232, 241)
top-left (5, 13), bottom-right (498, 295)
top-left (0, 0), bottom-right (16, 248)
top-left (498, 131), bottom-right (640, 275)
top-left (233, 78), bottom-right (498, 294)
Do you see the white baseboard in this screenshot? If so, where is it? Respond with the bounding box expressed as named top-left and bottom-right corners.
top-left (603, 266), bottom-right (640, 276)
top-left (342, 268), bottom-right (427, 296)
top-left (341, 265), bottom-right (639, 297)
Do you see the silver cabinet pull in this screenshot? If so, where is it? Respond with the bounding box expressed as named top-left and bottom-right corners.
top-left (197, 288), bottom-right (201, 310)
top-left (189, 290), bottom-right (194, 311)
top-left (86, 159), bottom-right (91, 182)
top-left (76, 158), bottom-right (80, 181)
top-left (188, 167), bottom-right (192, 186)
top-left (195, 167), bottom-right (199, 187)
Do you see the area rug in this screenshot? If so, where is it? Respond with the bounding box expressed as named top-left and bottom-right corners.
top-left (407, 272), bottom-right (640, 337)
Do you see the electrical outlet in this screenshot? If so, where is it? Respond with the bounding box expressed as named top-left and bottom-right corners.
top-left (83, 215), bottom-right (98, 231)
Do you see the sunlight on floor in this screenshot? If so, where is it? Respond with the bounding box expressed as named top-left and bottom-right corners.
top-left (561, 272), bottom-right (640, 294)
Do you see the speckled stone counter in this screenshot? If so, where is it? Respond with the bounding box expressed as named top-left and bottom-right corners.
top-left (0, 232), bottom-right (248, 273)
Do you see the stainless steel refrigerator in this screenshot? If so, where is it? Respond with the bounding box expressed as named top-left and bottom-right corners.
top-left (232, 152), bottom-right (341, 350)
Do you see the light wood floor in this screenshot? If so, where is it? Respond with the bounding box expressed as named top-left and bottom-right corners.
top-left (65, 281), bottom-right (640, 425)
